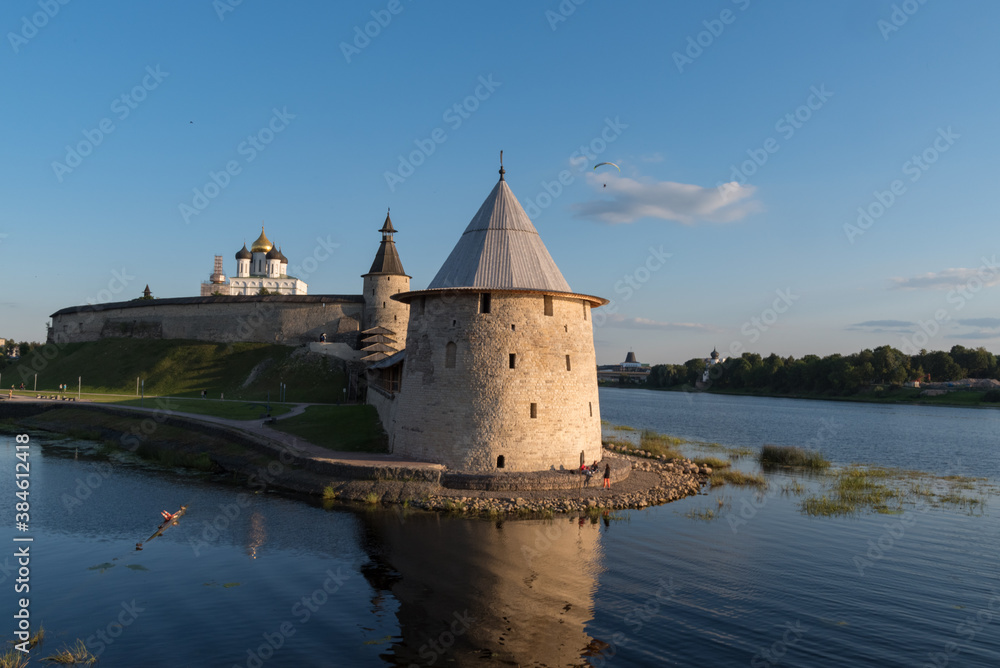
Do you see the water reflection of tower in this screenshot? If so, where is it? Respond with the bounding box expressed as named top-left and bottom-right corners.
top-left (246, 512), bottom-right (267, 560)
top-left (361, 511), bottom-right (603, 666)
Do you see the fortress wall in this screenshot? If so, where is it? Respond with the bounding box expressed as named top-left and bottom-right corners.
top-left (50, 298), bottom-right (365, 346)
top-left (392, 292), bottom-right (603, 473)
top-left (366, 385), bottom-right (398, 448)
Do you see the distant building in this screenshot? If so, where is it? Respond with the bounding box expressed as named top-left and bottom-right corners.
top-left (597, 350), bottom-right (650, 383)
top-left (200, 226), bottom-right (307, 296)
top-left (702, 347), bottom-right (725, 383)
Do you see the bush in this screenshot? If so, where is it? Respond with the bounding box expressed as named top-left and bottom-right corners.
top-left (982, 390), bottom-right (1000, 403)
top-left (759, 444), bottom-right (830, 470)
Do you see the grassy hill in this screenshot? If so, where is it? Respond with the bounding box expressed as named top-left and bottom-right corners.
top-left (1, 339), bottom-right (347, 403)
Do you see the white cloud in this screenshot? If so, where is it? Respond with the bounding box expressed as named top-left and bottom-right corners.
top-left (956, 318), bottom-right (1000, 329)
top-left (890, 266), bottom-right (1000, 291)
top-left (572, 173), bottom-right (760, 224)
top-left (602, 313), bottom-right (718, 332)
top-left (846, 320), bottom-right (916, 334)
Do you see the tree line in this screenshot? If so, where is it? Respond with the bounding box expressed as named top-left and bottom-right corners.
top-left (645, 345), bottom-right (999, 394)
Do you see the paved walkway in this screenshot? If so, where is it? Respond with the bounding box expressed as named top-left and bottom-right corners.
top-left (6, 394), bottom-right (445, 472)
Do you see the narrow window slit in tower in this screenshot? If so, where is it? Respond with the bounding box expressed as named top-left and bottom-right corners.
top-left (445, 342), bottom-right (456, 368)
top-left (530, 403), bottom-right (537, 419)
top-left (497, 455), bottom-right (505, 469)
top-left (480, 293), bottom-right (491, 314)
top-left (509, 353), bottom-right (516, 369)
top-left (544, 295), bottom-right (553, 316)
top-left (566, 355), bottom-right (571, 371)
top-left (589, 402), bottom-right (593, 417)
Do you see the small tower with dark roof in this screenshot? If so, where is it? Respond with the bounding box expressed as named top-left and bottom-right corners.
top-left (265, 243), bottom-right (283, 279)
top-left (362, 210), bottom-right (411, 351)
top-left (235, 243), bottom-right (252, 278)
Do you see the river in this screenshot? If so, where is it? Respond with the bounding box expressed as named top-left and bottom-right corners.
top-left (1, 389), bottom-right (998, 667)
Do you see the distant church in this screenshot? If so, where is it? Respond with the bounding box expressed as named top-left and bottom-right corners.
top-left (200, 226), bottom-right (307, 296)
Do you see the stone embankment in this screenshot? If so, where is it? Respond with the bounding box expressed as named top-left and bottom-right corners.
top-left (5, 400), bottom-right (710, 517)
top-left (335, 451), bottom-right (711, 516)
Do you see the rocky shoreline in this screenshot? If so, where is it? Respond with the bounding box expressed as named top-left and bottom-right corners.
top-left (5, 402), bottom-right (710, 518)
top-left (332, 451), bottom-right (712, 516)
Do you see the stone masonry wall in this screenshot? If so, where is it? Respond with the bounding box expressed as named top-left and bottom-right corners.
top-left (50, 297), bottom-right (365, 346)
top-left (363, 274), bottom-right (410, 344)
top-left (367, 384), bottom-right (398, 446)
top-left (391, 291), bottom-right (603, 473)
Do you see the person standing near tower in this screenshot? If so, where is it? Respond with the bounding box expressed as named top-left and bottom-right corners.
top-left (603, 464), bottom-right (611, 489)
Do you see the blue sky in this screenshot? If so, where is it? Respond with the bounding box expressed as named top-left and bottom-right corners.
top-left (2, 0), bottom-right (998, 365)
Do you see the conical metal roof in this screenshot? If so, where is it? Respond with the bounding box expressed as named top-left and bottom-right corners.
top-left (365, 211), bottom-right (406, 276)
top-left (379, 211), bottom-right (396, 234)
top-left (427, 177), bottom-right (571, 292)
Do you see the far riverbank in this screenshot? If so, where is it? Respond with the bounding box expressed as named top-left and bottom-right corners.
top-left (604, 383), bottom-right (1000, 410)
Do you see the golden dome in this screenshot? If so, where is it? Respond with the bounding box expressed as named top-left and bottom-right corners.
top-left (250, 226), bottom-right (272, 253)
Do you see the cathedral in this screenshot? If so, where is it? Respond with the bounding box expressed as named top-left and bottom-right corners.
top-left (200, 226), bottom-right (307, 296)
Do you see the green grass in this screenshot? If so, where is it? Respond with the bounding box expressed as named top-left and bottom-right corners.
top-left (638, 429), bottom-right (684, 458)
top-left (602, 436), bottom-right (634, 449)
top-left (3, 338), bottom-right (346, 402)
top-left (781, 480), bottom-right (806, 495)
top-left (685, 496), bottom-right (730, 521)
top-left (0, 650), bottom-right (28, 668)
top-left (271, 405), bottom-right (387, 453)
top-left (323, 485), bottom-right (338, 500)
top-left (759, 444), bottom-right (830, 470)
top-left (133, 444), bottom-right (214, 471)
top-left (936, 493), bottom-right (987, 513)
top-left (693, 456), bottom-right (731, 469)
top-left (709, 470), bottom-right (768, 489)
top-left (109, 397), bottom-right (292, 420)
top-left (800, 465), bottom-right (996, 517)
top-left (801, 466), bottom-right (903, 516)
top-left (41, 639), bottom-right (97, 665)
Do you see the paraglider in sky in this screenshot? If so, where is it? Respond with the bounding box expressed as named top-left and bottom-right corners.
top-left (594, 162), bottom-right (620, 187)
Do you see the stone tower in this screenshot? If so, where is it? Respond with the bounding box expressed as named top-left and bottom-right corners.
top-left (362, 211), bottom-right (411, 347)
top-left (390, 164), bottom-right (607, 473)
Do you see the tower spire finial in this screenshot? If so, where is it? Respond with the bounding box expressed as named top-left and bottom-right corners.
top-left (499, 150), bottom-right (505, 181)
